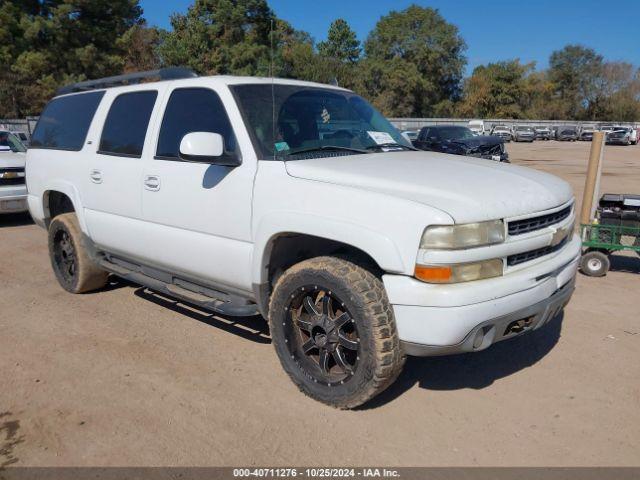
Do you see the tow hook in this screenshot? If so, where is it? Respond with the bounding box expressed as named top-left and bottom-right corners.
top-left (504, 316), bottom-right (534, 335)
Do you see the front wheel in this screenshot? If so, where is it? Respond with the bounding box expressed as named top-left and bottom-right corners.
top-left (268, 256), bottom-right (405, 409)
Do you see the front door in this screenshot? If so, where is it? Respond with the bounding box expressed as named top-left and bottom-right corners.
top-left (140, 86), bottom-right (256, 293)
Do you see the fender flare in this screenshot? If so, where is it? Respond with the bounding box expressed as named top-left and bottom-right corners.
top-left (42, 181), bottom-right (89, 234)
top-left (251, 212), bottom-right (407, 285)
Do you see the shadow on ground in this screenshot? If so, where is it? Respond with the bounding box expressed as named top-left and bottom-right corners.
top-left (104, 274), bottom-right (567, 407)
top-left (609, 254), bottom-right (640, 274)
top-left (133, 287), bottom-right (270, 344)
top-left (362, 312), bottom-right (565, 409)
top-left (0, 212), bottom-right (33, 228)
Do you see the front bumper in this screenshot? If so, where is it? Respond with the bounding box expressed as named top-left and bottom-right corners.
top-left (383, 234), bottom-right (580, 356)
top-left (0, 186), bottom-right (28, 214)
top-left (401, 277), bottom-right (575, 356)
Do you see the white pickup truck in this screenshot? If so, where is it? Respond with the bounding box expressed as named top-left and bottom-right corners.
top-left (0, 131), bottom-right (28, 214)
top-left (26, 69), bottom-right (581, 408)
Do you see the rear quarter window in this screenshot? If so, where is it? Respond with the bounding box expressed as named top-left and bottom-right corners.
top-left (99, 91), bottom-right (158, 157)
top-left (30, 91), bottom-right (105, 151)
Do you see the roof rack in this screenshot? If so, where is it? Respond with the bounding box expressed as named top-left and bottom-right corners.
top-left (56, 67), bottom-right (198, 96)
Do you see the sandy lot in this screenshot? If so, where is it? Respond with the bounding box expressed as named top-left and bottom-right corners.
top-left (1, 140), bottom-right (639, 467)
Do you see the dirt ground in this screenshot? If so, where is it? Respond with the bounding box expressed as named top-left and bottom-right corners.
top-left (1, 140), bottom-right (639, 467)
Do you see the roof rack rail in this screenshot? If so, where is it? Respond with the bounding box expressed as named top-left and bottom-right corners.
top-left (56, 67), bottom-right (198, 96)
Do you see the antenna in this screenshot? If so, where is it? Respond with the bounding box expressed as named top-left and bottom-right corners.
top-left (270, 19), bottom-right (276, 160)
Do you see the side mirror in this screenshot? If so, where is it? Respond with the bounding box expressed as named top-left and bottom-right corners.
top-left (179, 132), bottom-right (240, 166)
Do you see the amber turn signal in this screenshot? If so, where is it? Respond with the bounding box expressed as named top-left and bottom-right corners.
top-left (414, 265), bottom-right (452, 283)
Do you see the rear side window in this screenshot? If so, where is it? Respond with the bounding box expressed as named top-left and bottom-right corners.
top-left (156, 88), bottom-right (238, 160)
top-left (31, 91), bottom-right (105, 151)
top-left (99, 91), bottom-right (157, 157)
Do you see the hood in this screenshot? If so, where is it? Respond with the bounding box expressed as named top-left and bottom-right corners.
top-left (0, 151), bottom-right (26, 169)
top-left (450, 135), bottom-right (502, 148)
top-left (285, 151), bottom-right (573, 223)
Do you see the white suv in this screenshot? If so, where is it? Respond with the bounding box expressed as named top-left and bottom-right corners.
top-left (26, 68), bottom-right (581, 408)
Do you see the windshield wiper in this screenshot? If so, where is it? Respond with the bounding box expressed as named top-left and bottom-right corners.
top-left (365, 143), bottom-right (418, 151)
top-left (284, 145), bottom-right (369, 156)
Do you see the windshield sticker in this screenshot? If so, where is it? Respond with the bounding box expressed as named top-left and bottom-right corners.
top-left (367, 131), bottom-right (395, 145)
top-left (274, 141), bottom-right (290, 152)
top-left (321, 107), bottom-right (331, 124)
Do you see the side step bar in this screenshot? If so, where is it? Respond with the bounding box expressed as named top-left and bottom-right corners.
top-left (99, 257), bottom-right (260, 318)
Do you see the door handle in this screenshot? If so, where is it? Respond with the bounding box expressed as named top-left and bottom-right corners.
top-left (143, 175), bottom-right (161, 191)
top-left (89, 169), bottom-right (103, 184)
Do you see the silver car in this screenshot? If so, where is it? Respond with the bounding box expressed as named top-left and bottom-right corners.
top-left (512, 126), bottom-right (535, 142)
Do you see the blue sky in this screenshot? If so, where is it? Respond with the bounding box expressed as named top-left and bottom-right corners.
top-left (139, 0), bottom-right (639, 75)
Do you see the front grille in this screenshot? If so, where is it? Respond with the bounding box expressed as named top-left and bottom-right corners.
top-left (0, 168), bottom-right (25, 186)
top-left (508, 205), bottom-right (571, 236)
top-left (507, 236), bottom-right (569, 266)
top-left (475, 143), bottom-right (503, 156)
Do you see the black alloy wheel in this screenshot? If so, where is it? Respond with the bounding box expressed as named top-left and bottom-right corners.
top-left (53, 229), bottom-right (77, 285)
top-left (285, 287), bottom-right (360, 386)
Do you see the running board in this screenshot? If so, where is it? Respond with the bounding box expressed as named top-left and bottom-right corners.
top-left (99, 258), bottom-right (260, 318)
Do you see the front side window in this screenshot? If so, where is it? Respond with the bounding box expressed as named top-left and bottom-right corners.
top-left (99, 91), bottom-right (158, 157)
top-left (156, 88), bottom-right (238, 161)
top-left (0, 132), bottom-right (26, 153)
top-left (231, 84), bottom-right (411, 160)
top-left (31, 91), bottom-right (105, 151)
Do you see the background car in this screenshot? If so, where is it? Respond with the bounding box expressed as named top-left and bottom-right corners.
top-left (413, 125), bottom-right (509, 162)
top-left (490, 125), bottom-right (512, 142)
top-left (11, 131), bottom-right (30, 147)
top-left (512, 125), bottom-right (535, 142)
top-left (0, 131), bottom-right (28, 214)
top-left (606, 127), bottom-right (633, 145)
top-left (401, 130), bottom-right (419, 144)
top-left (557, 126), bottom-right (578, 141)
top-left (534, 126), bottom-right (552, 140)
top-left (467, 119), bottom-right (487, 135)
top-left (579, 127), bottom-right (595, 141)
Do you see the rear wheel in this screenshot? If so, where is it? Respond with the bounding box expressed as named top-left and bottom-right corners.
top-left (48, 213), bottom-right (108, 293)
top-left (268, 256), bottom-right (405, 409)
top-left (580, 250), bottom-right (610, 277)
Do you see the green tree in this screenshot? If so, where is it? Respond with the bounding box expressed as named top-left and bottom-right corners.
top-left (593, 62), bottom-right (640, 121)
top-left (118, 23), bottom-right (162, 73)
top-left (158, 0), bottom-right (274, 76)
top-left (457, 60), bottom-right (533, 119)
top-left (0, 0), bottom-right (143, 117)
top-left (317, 19), bottom-right (361, 64)
top-left (360, 5), bottom-right (466, 117)
top-left (548, 44), bottom-right (603, 119)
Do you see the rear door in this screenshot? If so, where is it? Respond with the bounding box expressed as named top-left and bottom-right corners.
top-left (140, 85), bottom-right (256, 292)
top-left (82, 88), bottom-right (162, 256)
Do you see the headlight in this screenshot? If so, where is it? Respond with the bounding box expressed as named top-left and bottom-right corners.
top-left (415, 259), bottom-right (503, 284)
top-left (420, 220), bottom-right (505, 250)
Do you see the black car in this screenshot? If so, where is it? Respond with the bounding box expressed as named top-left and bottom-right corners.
top-left (413, 126), bottom-right (509, 162)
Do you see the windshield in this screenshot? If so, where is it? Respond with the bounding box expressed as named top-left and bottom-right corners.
top-left (436, 126), bottom-right (475, 141)
top-left (231, 84), bottom-right (411, 159)
top-left (0, 131), bottom-right (26, 153)
top-left (516, 126), bottom-right (531, 131)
